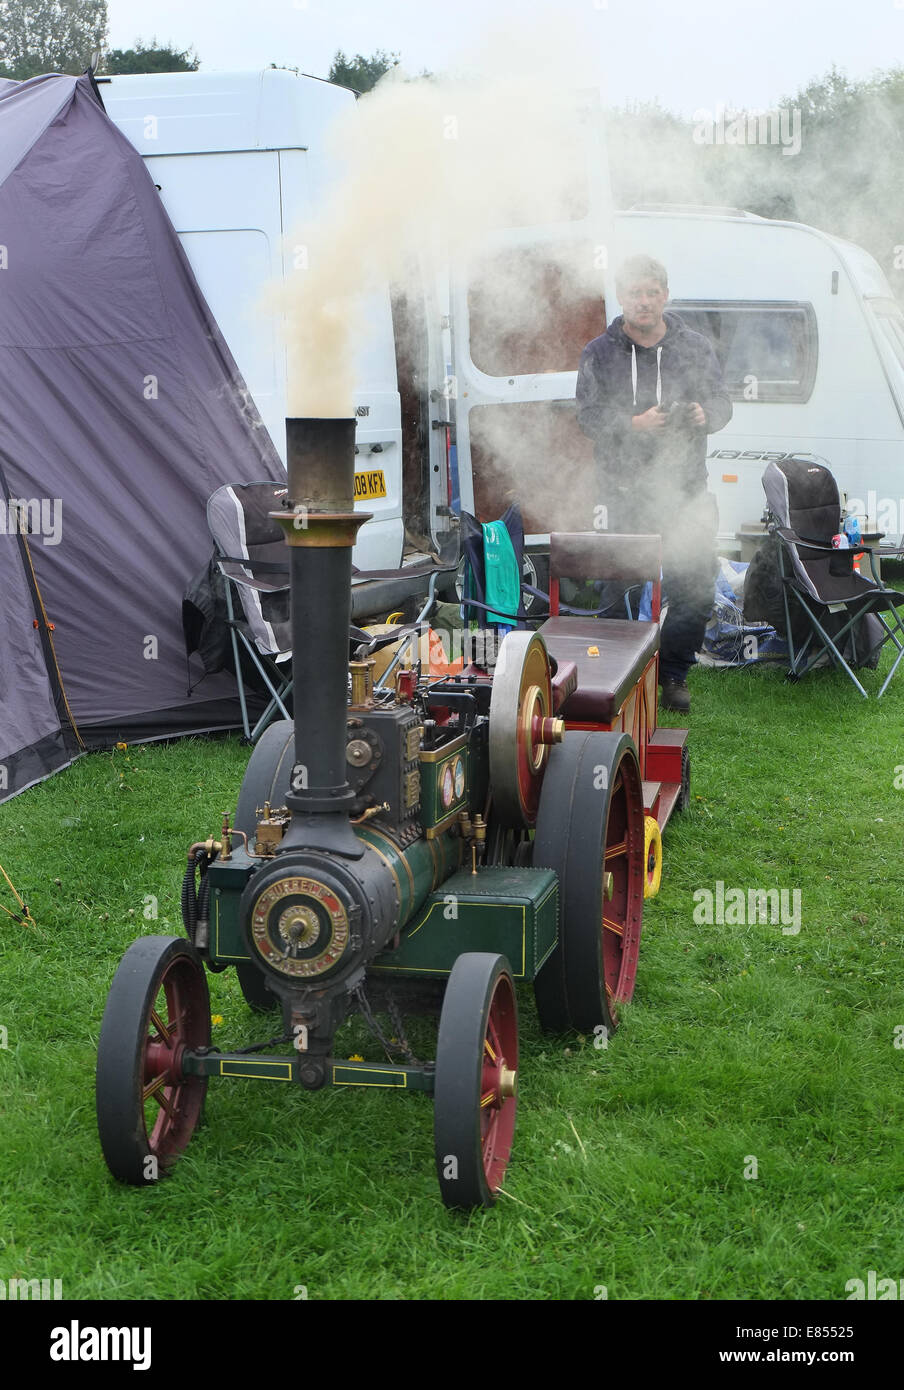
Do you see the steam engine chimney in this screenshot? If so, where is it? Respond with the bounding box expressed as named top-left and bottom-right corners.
top-left (271, 417), bottom-right (371, 852)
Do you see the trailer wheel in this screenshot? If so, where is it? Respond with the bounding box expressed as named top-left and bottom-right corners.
top-left (434, 953), bottom-right (518, 1210)
top-left (533, 731), bottom-right (645, 1035)
top-left (643, 816), bottom-right (662, 899)
top-left (97, 936), bottom-right (210, 1184)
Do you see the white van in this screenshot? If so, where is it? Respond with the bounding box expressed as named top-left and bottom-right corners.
top-left (612, 207), bottom-right (904, 549)
top-left (99, 68), bottom-right (412, 582)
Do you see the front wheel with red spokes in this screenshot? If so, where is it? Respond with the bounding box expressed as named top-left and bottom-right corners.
top-left (97, 935), bottom-right (211, 1184)
top-left (434, 953), bottom-right (519, 1209)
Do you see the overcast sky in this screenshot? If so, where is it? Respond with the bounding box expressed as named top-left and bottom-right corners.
top-left (107, 0), bottom-right (904, 114)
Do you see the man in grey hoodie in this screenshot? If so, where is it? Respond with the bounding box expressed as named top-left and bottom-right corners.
top-left (575, 254), bottom-right (732, 711)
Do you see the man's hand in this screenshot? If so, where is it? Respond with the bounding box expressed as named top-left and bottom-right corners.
top-left (688, 402), bottom-right (707, 427)
top-left (631, 405), bottom-right (667, 432)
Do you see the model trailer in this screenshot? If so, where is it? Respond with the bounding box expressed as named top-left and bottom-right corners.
top-left (96, 418), bottom-right (689, 1208)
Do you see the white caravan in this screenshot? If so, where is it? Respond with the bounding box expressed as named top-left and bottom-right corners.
top-left (611, 208), bottom-right (904, 550)
top-left (451, 204), bottom-right (904, 558)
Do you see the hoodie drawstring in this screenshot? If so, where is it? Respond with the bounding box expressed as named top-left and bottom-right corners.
top-left (630, 343), bottom-right (663, 408)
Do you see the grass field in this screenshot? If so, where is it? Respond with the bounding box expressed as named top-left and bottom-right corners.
top-left (2, 627), bottom-right (903, 1301)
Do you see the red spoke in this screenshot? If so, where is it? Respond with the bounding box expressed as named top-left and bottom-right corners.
top-left (143, 1073), bottom-right (175, 1118)
top-left (148, 1007), bottom-right (173, 1044)
top-left (482, 1107), bottom-right (500, 1164)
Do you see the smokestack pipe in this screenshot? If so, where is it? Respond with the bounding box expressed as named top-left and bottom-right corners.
top-left (271, 418), bottom-right (371, 829)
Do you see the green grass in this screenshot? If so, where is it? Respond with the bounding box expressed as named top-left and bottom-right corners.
top-left (2, 622), bottom-right (904, 1301)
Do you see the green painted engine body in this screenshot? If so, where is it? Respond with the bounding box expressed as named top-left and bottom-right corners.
top-left (207, 833), bottom-right (559, 984)
top-left (370, 865), bottom-right (558, 981)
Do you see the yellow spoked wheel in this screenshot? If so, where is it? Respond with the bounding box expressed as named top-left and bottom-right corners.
top-left (643, 816), bottom-right (662, 899)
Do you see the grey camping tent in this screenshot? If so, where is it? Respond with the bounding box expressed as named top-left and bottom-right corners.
top-left (0, 72), bottom-right (285, 803)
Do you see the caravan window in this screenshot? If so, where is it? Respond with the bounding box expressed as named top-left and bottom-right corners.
top-left (668, 301), bottom-right (817, 403)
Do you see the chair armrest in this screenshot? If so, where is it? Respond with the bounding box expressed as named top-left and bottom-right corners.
top-left (217, 560), bottom-right (289, 594)
top-left (775, 527), bottom-right (837, 554)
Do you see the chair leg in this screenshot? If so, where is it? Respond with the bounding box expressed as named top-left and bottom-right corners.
top-left (226, 590), bottom-right (252, 741)
top-left (781, 568), bottom-right (799, 673)
top-left (790, 596), bottom-right (869, 697)
top-left (251, 678), bottom-right (294, 741)
top-left (878, 640), bottom-right (904, 697)
top-left (876, 611), bottom-right (904, 697)
top-left (231, 630), bottom-right (293, 739)
top-left (875, 609), bottom-right (904, 654)
top-left (784, 586), bottom-right (817, 677)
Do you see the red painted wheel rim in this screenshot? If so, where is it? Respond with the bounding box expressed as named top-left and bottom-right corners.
top-left (601, 757), bottom-right (645, 1024)
top-left (479, 973), bottom-right (519, 1194)
top-left (141, 956), bottom-right (208, 1166)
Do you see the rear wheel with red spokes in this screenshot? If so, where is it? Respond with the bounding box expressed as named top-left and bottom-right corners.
top-left (434, 953), bottom-right (519, 1209)
top-left (533, 731), bottom-right (645, 1035)
top-left (97, 935), bottom-right (211, 1184)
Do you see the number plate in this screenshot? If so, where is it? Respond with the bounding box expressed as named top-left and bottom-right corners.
top-left (354, 469), bottom-right (387, 500)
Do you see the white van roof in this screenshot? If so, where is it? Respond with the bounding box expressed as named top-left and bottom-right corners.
top-left (98, 67), bottom-right (355, 156)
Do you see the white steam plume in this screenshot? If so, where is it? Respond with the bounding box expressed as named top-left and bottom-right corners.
top-left (277, 21), bottom-right (608, 419)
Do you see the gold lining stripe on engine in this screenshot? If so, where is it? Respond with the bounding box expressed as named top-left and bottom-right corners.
top-left (354, 829), bottom-right (404, 911)
top-left (417, 733), bottom-right (468, 763)
top-left (213, 897), bottom-right (251, 960)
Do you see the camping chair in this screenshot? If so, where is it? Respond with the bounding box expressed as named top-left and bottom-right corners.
top-left (762, 458), bottom-right (904, 698)
top-left (206, 481), bottom-right (294, 741)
